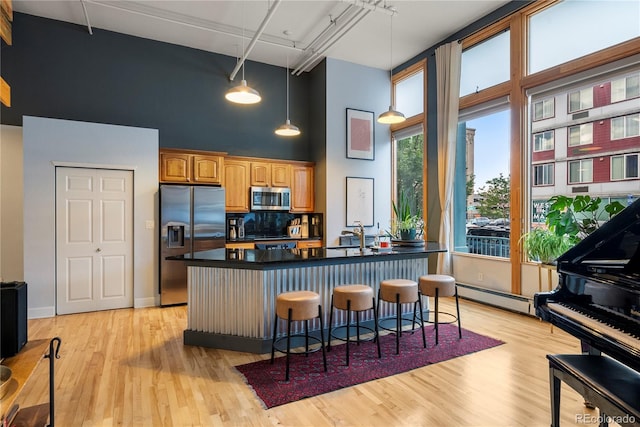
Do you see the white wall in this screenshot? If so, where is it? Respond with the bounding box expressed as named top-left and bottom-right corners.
top-left (324, 58), bottom-right (393, 245)
top-left (23, 117), bottom-right (158, 318)
top-left (0, 125), bottom-right (24, 282)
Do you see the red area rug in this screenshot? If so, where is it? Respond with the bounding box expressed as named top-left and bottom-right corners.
top-left (234, 324), bottom-right (503, 408)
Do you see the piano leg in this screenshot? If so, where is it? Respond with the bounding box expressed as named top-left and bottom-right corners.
top-left (580, 341), bottom-right (600, 409)
top-left (549, 365), bottom-right (561, 427)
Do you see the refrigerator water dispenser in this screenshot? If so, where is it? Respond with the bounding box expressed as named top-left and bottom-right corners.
top-left (168, 225), bottom-right (185, 248)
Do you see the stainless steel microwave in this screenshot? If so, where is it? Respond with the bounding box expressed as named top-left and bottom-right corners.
top-left (250, 186), bottom-right (291, 211)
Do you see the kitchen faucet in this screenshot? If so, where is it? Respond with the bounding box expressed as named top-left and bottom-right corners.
top-left (341, 221), bottom-right (366, 250)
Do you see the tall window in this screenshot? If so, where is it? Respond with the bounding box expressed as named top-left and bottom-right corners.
top-left (611, 113), bottom-right (640, 140)
top-left (395, 70), bottom-right (423, 119)
top-left (568, 123), bottom-right (593, 146)
top-left (533, 131), bottom-right (554, 152)
top-left (533, 98), bottom-right (554, 121)
top-left (611, 154), bottom-right (639, 180)
top-left (528, 0), bottom-right (640, 74)
top-left (460, 31), bottom-right (510, 97)
top-left (568, 159), bottom-right (593, 184)
top-left (393, 126), bottom-right (424, 213)
top-left (611, 74), bottom-right (640, 103)
top-left (568, 88), bottom-right (593, 113)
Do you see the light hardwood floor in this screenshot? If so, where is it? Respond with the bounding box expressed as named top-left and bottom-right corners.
top-left (18, 298), bottom-right (609, 427)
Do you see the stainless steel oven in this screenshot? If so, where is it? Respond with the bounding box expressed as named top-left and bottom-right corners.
top-left (250, 186), bottom-right (291, 211)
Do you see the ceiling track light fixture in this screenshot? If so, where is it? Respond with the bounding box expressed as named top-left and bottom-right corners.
top-left (225, 2), bottom-right (261, 105)
top-left (275, 51), bottom-right (300, 137)
top-left (377, 6), bottom-right (405, 124)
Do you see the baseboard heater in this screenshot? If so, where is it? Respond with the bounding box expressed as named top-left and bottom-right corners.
top-left (456, 282), bottom-right (534, 316)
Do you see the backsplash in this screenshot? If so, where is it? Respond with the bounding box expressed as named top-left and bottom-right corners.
top-left (226, 212), bottom-right (322, 239)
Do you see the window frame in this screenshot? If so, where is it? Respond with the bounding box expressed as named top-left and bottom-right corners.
top-left (533, 163), bottom-right (554, 186)
top-left (568, 158), bottom-right (594, 184)
top-left (611, 73), bottom-right (640, 103)
top-left (568, 88), bottom-right (593, 113)
top-left (611, 113), bottom-right (640, 140)
top-left (568, 123), bottom-right (593, 147)
top-left (611, 153), bottom-right (639, 180)
top-left (533, 130), bottom-right (555, 152)
top-left (533, 98), bottom-right (554, 121)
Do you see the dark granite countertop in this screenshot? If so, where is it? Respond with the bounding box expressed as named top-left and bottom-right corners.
top-left (169, 242), bottom-right (446, 270)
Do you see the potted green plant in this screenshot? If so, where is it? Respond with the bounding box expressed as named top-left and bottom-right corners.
top-left (391, 189), bottom-right (423, 240)
top-left (520, 227), bottom-right (573, 265)
top-left (521, 195), bottom-right (625, 264)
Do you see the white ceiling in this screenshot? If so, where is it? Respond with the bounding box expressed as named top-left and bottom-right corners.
top-left (13, 0), bottom-right (510, 74)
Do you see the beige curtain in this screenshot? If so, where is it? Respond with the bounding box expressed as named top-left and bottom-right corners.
top-left (435, 41), bottom-right (462, 275)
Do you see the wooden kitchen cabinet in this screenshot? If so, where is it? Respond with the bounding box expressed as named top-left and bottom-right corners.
top-left (160, 149), bottom-right (224, 184)
top-left (250, 161), bottom-right (271, 187)
top-left (290, 164), bottom-right (314, 212)
top-left (224, 159), bottom-right (250, 212)
top-left (250, 161), bottom-right (291, 188)
top-left (271, 163), bottom-right (291, 187)
top-left (296, 239), bottom-right (322, 248)
top-left (192, 154), bottom-right (223, 184)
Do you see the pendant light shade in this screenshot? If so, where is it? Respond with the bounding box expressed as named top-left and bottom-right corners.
top-left (275, 119), bottom-right (300, 136)
top-left (378, 106), bottom-right (406, 124)
top-left (225, 80), bottom-right (262, 104)
top-left (275, 54), bottom-right (300, 137)
top-left (378, 9), bottom-right (405, 125)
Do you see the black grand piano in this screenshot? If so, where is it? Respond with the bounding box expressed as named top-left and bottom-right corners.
top-left (534, 198), bottom-right (640, 425)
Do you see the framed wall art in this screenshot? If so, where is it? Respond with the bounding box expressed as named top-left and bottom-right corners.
top-left (345, 176), bottom-right (374, 227)
top-left (346, 108), bottom-right (374, 160)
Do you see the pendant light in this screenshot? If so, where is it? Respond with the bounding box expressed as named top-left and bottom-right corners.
top-left (275, 54), bottom-right (300, 136)
top-left (378, 8), bottom-right (405, 124)
top-left (225, 2), bottom-right (261, 105)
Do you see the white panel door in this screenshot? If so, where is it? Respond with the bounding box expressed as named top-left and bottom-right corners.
top-left (56, 167), bottom-right (133, 314)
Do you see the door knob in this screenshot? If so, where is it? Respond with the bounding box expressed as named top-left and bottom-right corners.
top-left (96, 248), bottom-right (102, 253)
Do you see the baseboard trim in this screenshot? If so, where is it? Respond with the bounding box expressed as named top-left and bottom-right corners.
top-left (28, 306), bottom-right (55, 319)
top-left (456, 282), bottom-right (534, 316)
top-left (134, 296), bottom-right (158, 308)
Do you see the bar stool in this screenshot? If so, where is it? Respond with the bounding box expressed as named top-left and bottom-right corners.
top-left (417, 274), bottom-right (462, 345)
top-left (328, 284), bottom-right (381, 365)
top-left (271, 290), bottom-right (327, 381)
top-left (377, 279), bottom-right (426, 354)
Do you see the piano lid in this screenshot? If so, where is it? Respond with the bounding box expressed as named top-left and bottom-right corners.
top-left (556, 198), bottom-right (640, 277)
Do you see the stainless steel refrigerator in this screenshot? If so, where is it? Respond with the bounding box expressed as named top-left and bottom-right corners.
top-left (160, 185), bottom-right (225, 306)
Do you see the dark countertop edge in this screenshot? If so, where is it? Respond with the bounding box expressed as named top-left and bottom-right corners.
top-left (181, 247), bottom-right (445, 271)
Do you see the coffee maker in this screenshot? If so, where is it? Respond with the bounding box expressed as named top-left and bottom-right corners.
top-left (309, 213), bottom-right (323, 238)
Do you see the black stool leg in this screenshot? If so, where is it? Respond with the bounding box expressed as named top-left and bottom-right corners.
top-left (305, 319), bottom-right (310, 356)
top-left (346, 300), bottom-right (351, 366)
top-left (395, 293), bottom-right (401, 355)
top-left (373, 296), bottom-right (381, 358)
top-left (327, 295), bottom-right (334, 352)
top-left (271, 311), bottom-right (278, 364)
top-left (455, 287), bottom-right (462, 339)
top-left (285, 308), bottom-right (293, 381)
top-left (318, 305), bottom-right (327, 372)
top-left (435, 288), bottom-right (440, 345)
top-left (417, 292), bottom-right (426, 348)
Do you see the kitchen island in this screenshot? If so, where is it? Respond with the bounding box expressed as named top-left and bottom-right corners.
top-left (178, 244), bottom-right (446, 353)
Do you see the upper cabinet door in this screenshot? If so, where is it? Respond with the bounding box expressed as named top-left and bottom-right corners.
top-left (193, 155), bottom-right (223, 184)
top-left (224, 159), bottom-right (250, 212)
top-left (290, 165), bottom-right (314, 213)
top-left (160, 152), bottom-right (191, 182)
top-left (250, 161), bottom-right (271, 187)
top-left (271, 163), bottom-right (291, 188)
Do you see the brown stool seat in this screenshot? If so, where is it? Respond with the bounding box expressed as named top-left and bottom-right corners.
top-left (417, 274), bottom-right (462, 345)
top-left (419, 274), bottom-right (456, 297)
top-left (276, 291), bottom-right (321, 321)
top-left (328, 284), bottom-right (380, 364)
top-left (333, 285), bottom-right (374, 310)
top-left (379, 279), bottom-right (419, 303)
top-left (271, 290), bottom-right (326, 381)
top-left (378, 279), bottom-right (426, 354)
